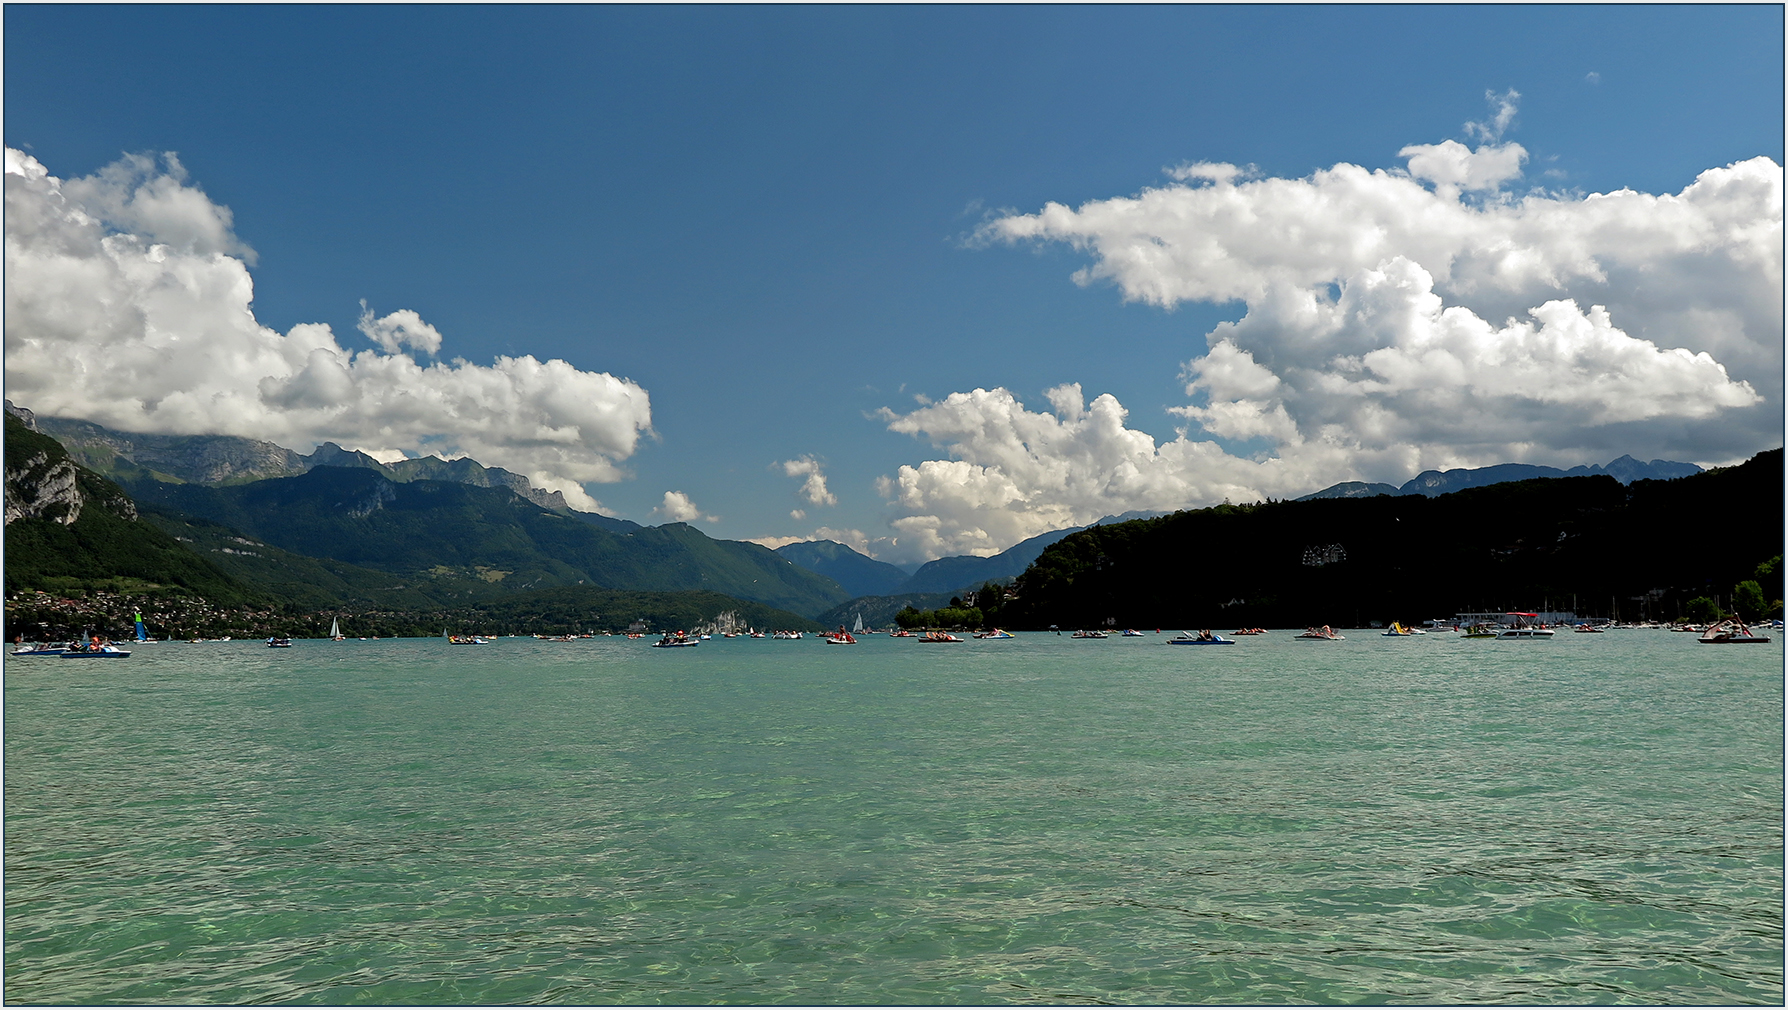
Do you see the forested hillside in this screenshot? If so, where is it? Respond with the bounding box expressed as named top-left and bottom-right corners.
top-left (1000, 450), bottom-right (1783, 630)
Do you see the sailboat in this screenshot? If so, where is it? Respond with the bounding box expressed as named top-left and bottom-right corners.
top-left (134, 611), bottom-right (150, 643)
top-left (330, 617), bottom-right (344, 641)
top-left (852, 613), bottom-right (865, 635)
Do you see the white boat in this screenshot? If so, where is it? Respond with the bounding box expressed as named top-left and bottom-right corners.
top-left (12, 643), bottom-right (67, 656)
top-left (329, 617), bottom-right (345, 641)
top-left (851, 613), bottom-right (865, 634)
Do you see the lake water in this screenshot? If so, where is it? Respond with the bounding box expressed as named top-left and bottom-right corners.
top-left (5, 630), bottom-right (1781, 1004)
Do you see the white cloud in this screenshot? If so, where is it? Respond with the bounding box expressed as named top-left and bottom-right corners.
top-left (4, 148), bottom-right (653, 514)
top-left (655, 491), bottom-right (716, 524)
top-left (884, 128), bottom-right (1782, 562)
top-left (357, 302), bottom-right (443, 355)
top-left (1464, 88), bottom-right (1521, 143)
top-left (790, 509), bottom-right (806, 520)
top-left (779, 454), bottom-right (838, 506)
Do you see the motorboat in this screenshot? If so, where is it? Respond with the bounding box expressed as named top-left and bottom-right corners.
top-left (1168, 631), bottom-right (1232, 645)
top-left (974, 629), bottom-right (1015, 639)
top-left (1295, 626), bottom-right (1345, 640)
top-left (1382, 622), bottom-right (1425, 636)
top-left (1697, 620), bottom-right (1772, 644)
top-left (1121, 629), bottom-right (1146, 637)
top-left (825, 632), bottom-right (857, 645)
top-left (267, 637), bottom-right (293, 648)
top-left (1070, 630), bottom-right (1109, 639)
top-left (1460, 623), bottom-right (1499, 639)
top-left (917, 631), bottom-right (962, 643)
top-left (887, 630), bottom-right (912, 638)
top-left (652, 632), bottom-right (700, 648)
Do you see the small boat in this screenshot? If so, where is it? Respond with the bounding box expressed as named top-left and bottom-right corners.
top-left (1231, 628), bottom-right (1266, 636)
top-left (825, 632), bottom-right (857, 645)
top-left (448, 635), bottom-right (489, 645)
top-left (267, 637), bottom-right (292, 648)
top-left (1295, 626), bottom-right (1345, 640)
top-left (918, 631), bottom-right (962, 643)
top-left (12, 643), bottom-right (67, 656)
top-left (329, 617), bottom-right (345, 641)
top-left (974, 629), bottom-right (1015, 639)
top-left (1121, 629), bottom-right (1146, 637)
top-left (1495, 627), bottom-right (1555, 639)
top-left (1070, 630), bottom-right (1109, 639)
top-left (1697, 620), bottom-right (1772, 644)
top-left (1382, 622), bottom-right (1425, 636)
top-left (887, 630), bottom-right (913, 638)
top-left (1168, 631), bottom-right (1232, 645)
top-left (61, 642), bottom-right (131, 658)
top-left (1573, 623), bottom-right (1604, 633)
top-left (652, 632), bottom-right (700, 648)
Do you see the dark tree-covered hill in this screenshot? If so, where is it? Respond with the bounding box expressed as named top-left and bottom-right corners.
top-left (1001, 450), bottom-right (1782, 630)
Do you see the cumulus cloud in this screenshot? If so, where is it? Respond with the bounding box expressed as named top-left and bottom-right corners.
top-left (883, 125), bottom-right (1782, 562)
top-left (4, 148), bottom-right (652, 513)
top-left (358, 301), bottom-right (443, 355)
top-left (655, 491), bottom-right (717, 524)
top-left (779, 454), bottom-right (838, 507)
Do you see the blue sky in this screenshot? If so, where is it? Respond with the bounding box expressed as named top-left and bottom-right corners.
top-left (5, 6), bottom-right (1782, 563)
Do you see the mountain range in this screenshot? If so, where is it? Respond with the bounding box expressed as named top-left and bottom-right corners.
top-left (1297, 456), bottom-right (1703, 501)
top-left (3, 401), bottom-right (1734, 627)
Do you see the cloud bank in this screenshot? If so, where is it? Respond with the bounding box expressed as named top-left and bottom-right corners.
top-left (878, 123), bottom-right (1779, 562)
top-left (4, 148), bottom-right (652, 512)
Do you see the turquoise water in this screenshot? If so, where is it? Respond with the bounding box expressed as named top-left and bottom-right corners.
top-left (5, 631), bottom-right (1781, 1004)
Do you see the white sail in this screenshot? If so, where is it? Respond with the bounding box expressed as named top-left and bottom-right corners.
top-left (852, 613), bottom-right (865, 634)
top-left (329, 618), bottom-right (341, 638)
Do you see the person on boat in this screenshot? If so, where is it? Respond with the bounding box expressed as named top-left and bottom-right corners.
top-left (1197, 630), bottom-right (1215, 641)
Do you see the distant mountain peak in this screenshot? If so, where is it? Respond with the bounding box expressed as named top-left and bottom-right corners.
top-left (1296, 455), bottom-right (1703, 502)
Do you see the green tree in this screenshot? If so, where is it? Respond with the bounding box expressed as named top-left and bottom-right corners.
top-left (1683, 596), bottom-right (1721, 624)
top-left (894, 605), bottom-right (925, 629)
top-left (1732, 580), bottom-right (1767, 622)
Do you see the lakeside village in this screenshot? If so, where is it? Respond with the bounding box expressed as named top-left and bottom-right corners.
top-left (7, 584), bottom-right (1780, 652)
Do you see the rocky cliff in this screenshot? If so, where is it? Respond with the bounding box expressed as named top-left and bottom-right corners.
top-left (4, 411), bottom-right (142, 526)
